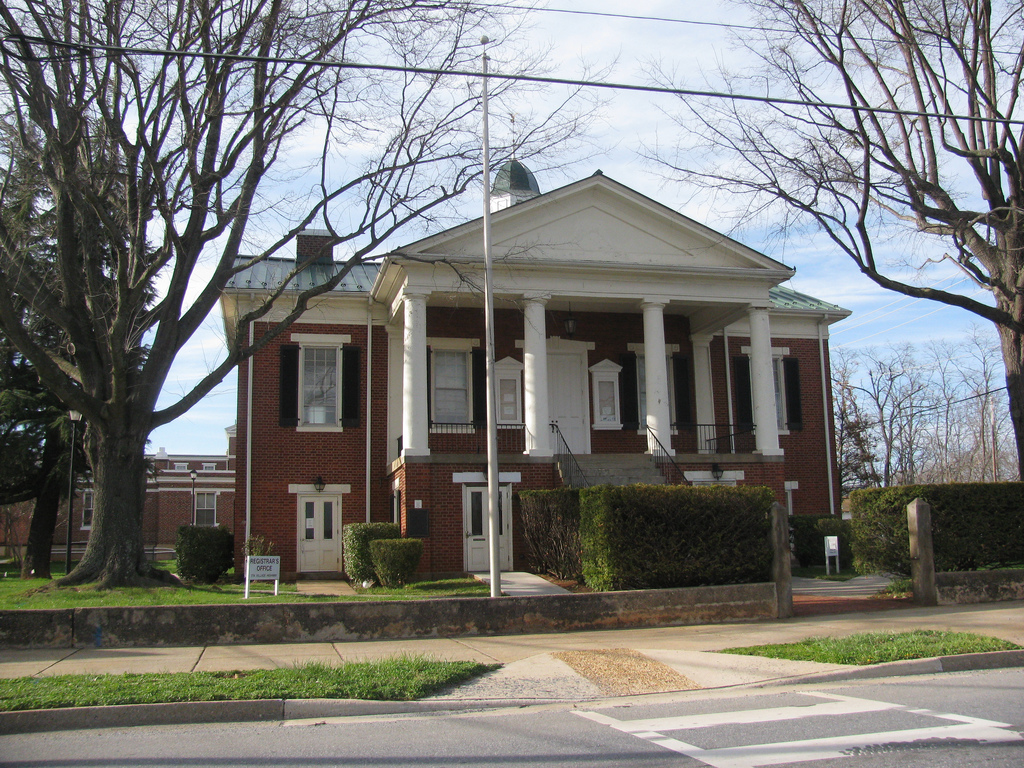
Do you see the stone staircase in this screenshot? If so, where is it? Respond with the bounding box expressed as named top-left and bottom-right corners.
top-left (570, 453), bottom-right (666, 487)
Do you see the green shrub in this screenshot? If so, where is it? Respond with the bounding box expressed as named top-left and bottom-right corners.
top-left (369, 538), bottom-right (423, 587)
top-left (790, 515), bottom-right (853, 568)
top-left (342, 522), bottom-right (400, 583)
top-left (579, 484), bottom-right (774, 591)
top-left (519, 488), bottom-right (581, 580)
top-left (176, 525), bottom-right (234, 584)
top-left (850, 483), bottom-right (1024, 575)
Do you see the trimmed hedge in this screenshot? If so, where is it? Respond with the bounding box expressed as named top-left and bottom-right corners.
top-left (519, 488), bottom-right (582, 580)
top-left (342, 522), bottom-right (400, 583)
top-left (369, 538), bottom-right (423, 587)
top-left (849, 483), bottom-right (1024, 575)
top-left (791, 515), bottom-right (853, 568)
top-left (579, 484), bottom-right (775, 591)
top-left (176, 525), bottom-right (234, 584)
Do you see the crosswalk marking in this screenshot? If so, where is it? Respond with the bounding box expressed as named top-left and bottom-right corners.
top-left (575, 693), bottom-right (1023, 768)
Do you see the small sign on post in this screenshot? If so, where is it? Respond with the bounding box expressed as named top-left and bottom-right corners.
top-left (244, 555), bottom-right (280, 599)
top-left (824, 535), bottom-right (840, 575)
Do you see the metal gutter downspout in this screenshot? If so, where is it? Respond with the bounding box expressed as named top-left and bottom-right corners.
top-left (245, 319), bottom-right (254, 546)
top-left (819, 319), bottom-right (836, 515)
top-left (366, 296), bottom-right (373, 523)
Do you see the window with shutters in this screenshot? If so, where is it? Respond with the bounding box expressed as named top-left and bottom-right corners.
top-left (279, 335), bottom-right (360, 430)
top-left (621, 351), bottom-right (693, 431)
top-left (733, 352), bottom-right (802, 432)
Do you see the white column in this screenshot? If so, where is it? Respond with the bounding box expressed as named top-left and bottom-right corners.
top-left (691, 334), bottom-right (715, 426)
top-left (641, 301), bottom-right (673, 455)
top-left (523, 297), bottom-right (551, 456)
top-left (748, 306), bottom-right (782, 455)
top-left (402, 291), bottom-right (429, 456)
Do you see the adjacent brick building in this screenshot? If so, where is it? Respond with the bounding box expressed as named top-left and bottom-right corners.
top-left (222, 168), bottom-right (849, 579)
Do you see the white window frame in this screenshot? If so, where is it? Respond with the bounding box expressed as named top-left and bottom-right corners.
top-left (292, 333), bottom-right (351, 432)
top-left (299, 345), bottom-right (340, 428)
top-left (174, 462), bottom-right (188, 471)
top-left (495, 357), bottom-right (524, 424)
top-left (428, 338), bottom-right (478, 427)
top-left (81, 490), bottom-right (94, 529)
top-left (202, 462), bottom-right (216, 472)
top-left (589, 359), bottom-right (623, 430)
top-left (194, 491), bottom-right (217, 527)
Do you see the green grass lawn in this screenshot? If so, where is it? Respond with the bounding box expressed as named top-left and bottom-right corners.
top-left (352, 578), bottom-right (489, 600)
top-left (0, 562), bottom-right (488, 609)
top-left (720, 630), bottom-right (1021, 665)
top-left (0, 657), bottom-right (495, 712)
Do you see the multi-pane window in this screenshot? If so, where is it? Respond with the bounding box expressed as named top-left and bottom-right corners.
top-left (302, 347), bottom-right (338, 425)
top-left (433, 350), bottom-right (470, 423)
top-left (195, 492), bottom-right (217, 526)
top-left (82, 491), bottom-right (94, 528)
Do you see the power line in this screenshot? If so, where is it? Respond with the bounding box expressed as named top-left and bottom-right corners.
top-left (5, 33), bottom-right (1024, 127)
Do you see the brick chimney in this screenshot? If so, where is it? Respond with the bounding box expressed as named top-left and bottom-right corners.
top-left (295, 229), bottom-right (334, 267)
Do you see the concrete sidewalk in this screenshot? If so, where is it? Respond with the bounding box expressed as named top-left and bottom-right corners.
top-left (3, 600), bottom-right (1021, 686)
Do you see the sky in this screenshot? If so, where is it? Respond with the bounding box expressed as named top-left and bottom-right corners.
top-left (147, 0), bottom-right (995, 457)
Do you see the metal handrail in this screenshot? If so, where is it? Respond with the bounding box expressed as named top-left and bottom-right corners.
top-left (646, 427), bottom-right (686, 484)
top-left (675, 423), bottom-right (755, 454)
top-left (550, 422), bottom-right (589, 488)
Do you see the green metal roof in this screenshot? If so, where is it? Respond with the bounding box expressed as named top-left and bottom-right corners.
top-left (769, 284), bottom-right (848, 314)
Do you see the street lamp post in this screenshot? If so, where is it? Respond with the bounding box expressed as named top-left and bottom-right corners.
top-left (64, 411), bottom-right (82, 576)
top-left (190, 469), bottom-right (198, 526)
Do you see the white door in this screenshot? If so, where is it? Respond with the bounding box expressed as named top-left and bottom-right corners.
top-left (298, 496), bottom-right (341, 572)
top-left (463, 485), bottom-right (513, 572)
top-left (548, 348), bottom-right (590, 454)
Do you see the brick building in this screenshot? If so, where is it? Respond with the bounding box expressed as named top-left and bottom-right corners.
top-left (47, 432), bottom-right (236, 560)
top-left (222, 168), bottom-right (849, 579)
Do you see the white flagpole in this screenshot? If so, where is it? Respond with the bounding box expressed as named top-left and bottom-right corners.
top-left (481, 37), bottom-right (501, 598)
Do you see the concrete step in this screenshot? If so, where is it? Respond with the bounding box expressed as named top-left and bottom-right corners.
top-left (570, 454), bottom-right (666, 486)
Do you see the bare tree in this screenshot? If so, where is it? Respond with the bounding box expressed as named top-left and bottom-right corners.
top-left (652, 0), bottom-right (1024, 476)
top-left (834, 335), bottom-right (1012, 489)
top-left (0, 0), bottom-right (590, 587)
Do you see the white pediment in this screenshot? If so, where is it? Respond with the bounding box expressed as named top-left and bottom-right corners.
top-left (397, 175), bottom-right (788, 274)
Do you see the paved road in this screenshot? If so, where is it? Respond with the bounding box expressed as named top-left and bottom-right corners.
top-left (3, 667), bottom-right (1021, 767)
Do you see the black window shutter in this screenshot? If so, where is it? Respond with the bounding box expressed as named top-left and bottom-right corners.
top-left (733, 356), bottom-right (753, 429)
top-left (783, 357), bottom-right (803, 430)
top-left (279, 345), bottom-right (300, 427)
top-left (673, 355), bottom-right (693, 426)
top-left (471, 349), bottom-right (486, 426)
top-left (425, 347), bottom-right (432, 426)
top-left (619, 352), bottom-right (639, 430)
top-left (341, 346), bottom-right (361, 428)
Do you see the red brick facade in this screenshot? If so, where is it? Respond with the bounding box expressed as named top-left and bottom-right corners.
top-left (231, 304), bottom-right (840, 577)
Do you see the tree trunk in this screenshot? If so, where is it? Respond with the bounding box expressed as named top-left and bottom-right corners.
top-left (20, 425), bottom-right (63, 579)
top-left (998, 322), bottom-right (1024, 481)
top-left (56, 427), bottom-right (175, 588)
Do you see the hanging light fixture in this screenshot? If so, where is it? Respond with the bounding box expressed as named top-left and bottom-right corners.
top-left (563, 305), bottom-right (577, 338)
top-left (711, 463), bottom-right (724, 482)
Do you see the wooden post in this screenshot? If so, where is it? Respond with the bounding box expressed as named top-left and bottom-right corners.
top-left (908, 497), bottom-right (937, 606)
top-left (771, 501), bottom-right (793, 618)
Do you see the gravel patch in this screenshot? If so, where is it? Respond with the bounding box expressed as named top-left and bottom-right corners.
top-left (552, 648), bottom-right (700, 696)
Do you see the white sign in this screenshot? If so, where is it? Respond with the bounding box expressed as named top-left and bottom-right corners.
top-left (244, 555), bottom-right (280, 598)
top-left (824, 536), bottom-right (840, 575)
top-left (247, 555), bottom-right (280, 580)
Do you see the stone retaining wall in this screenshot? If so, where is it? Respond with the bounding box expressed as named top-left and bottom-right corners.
top-left (936, 569), bottom-right (1024, 605)
top-left (0, 582), bottom-right (776, 650)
